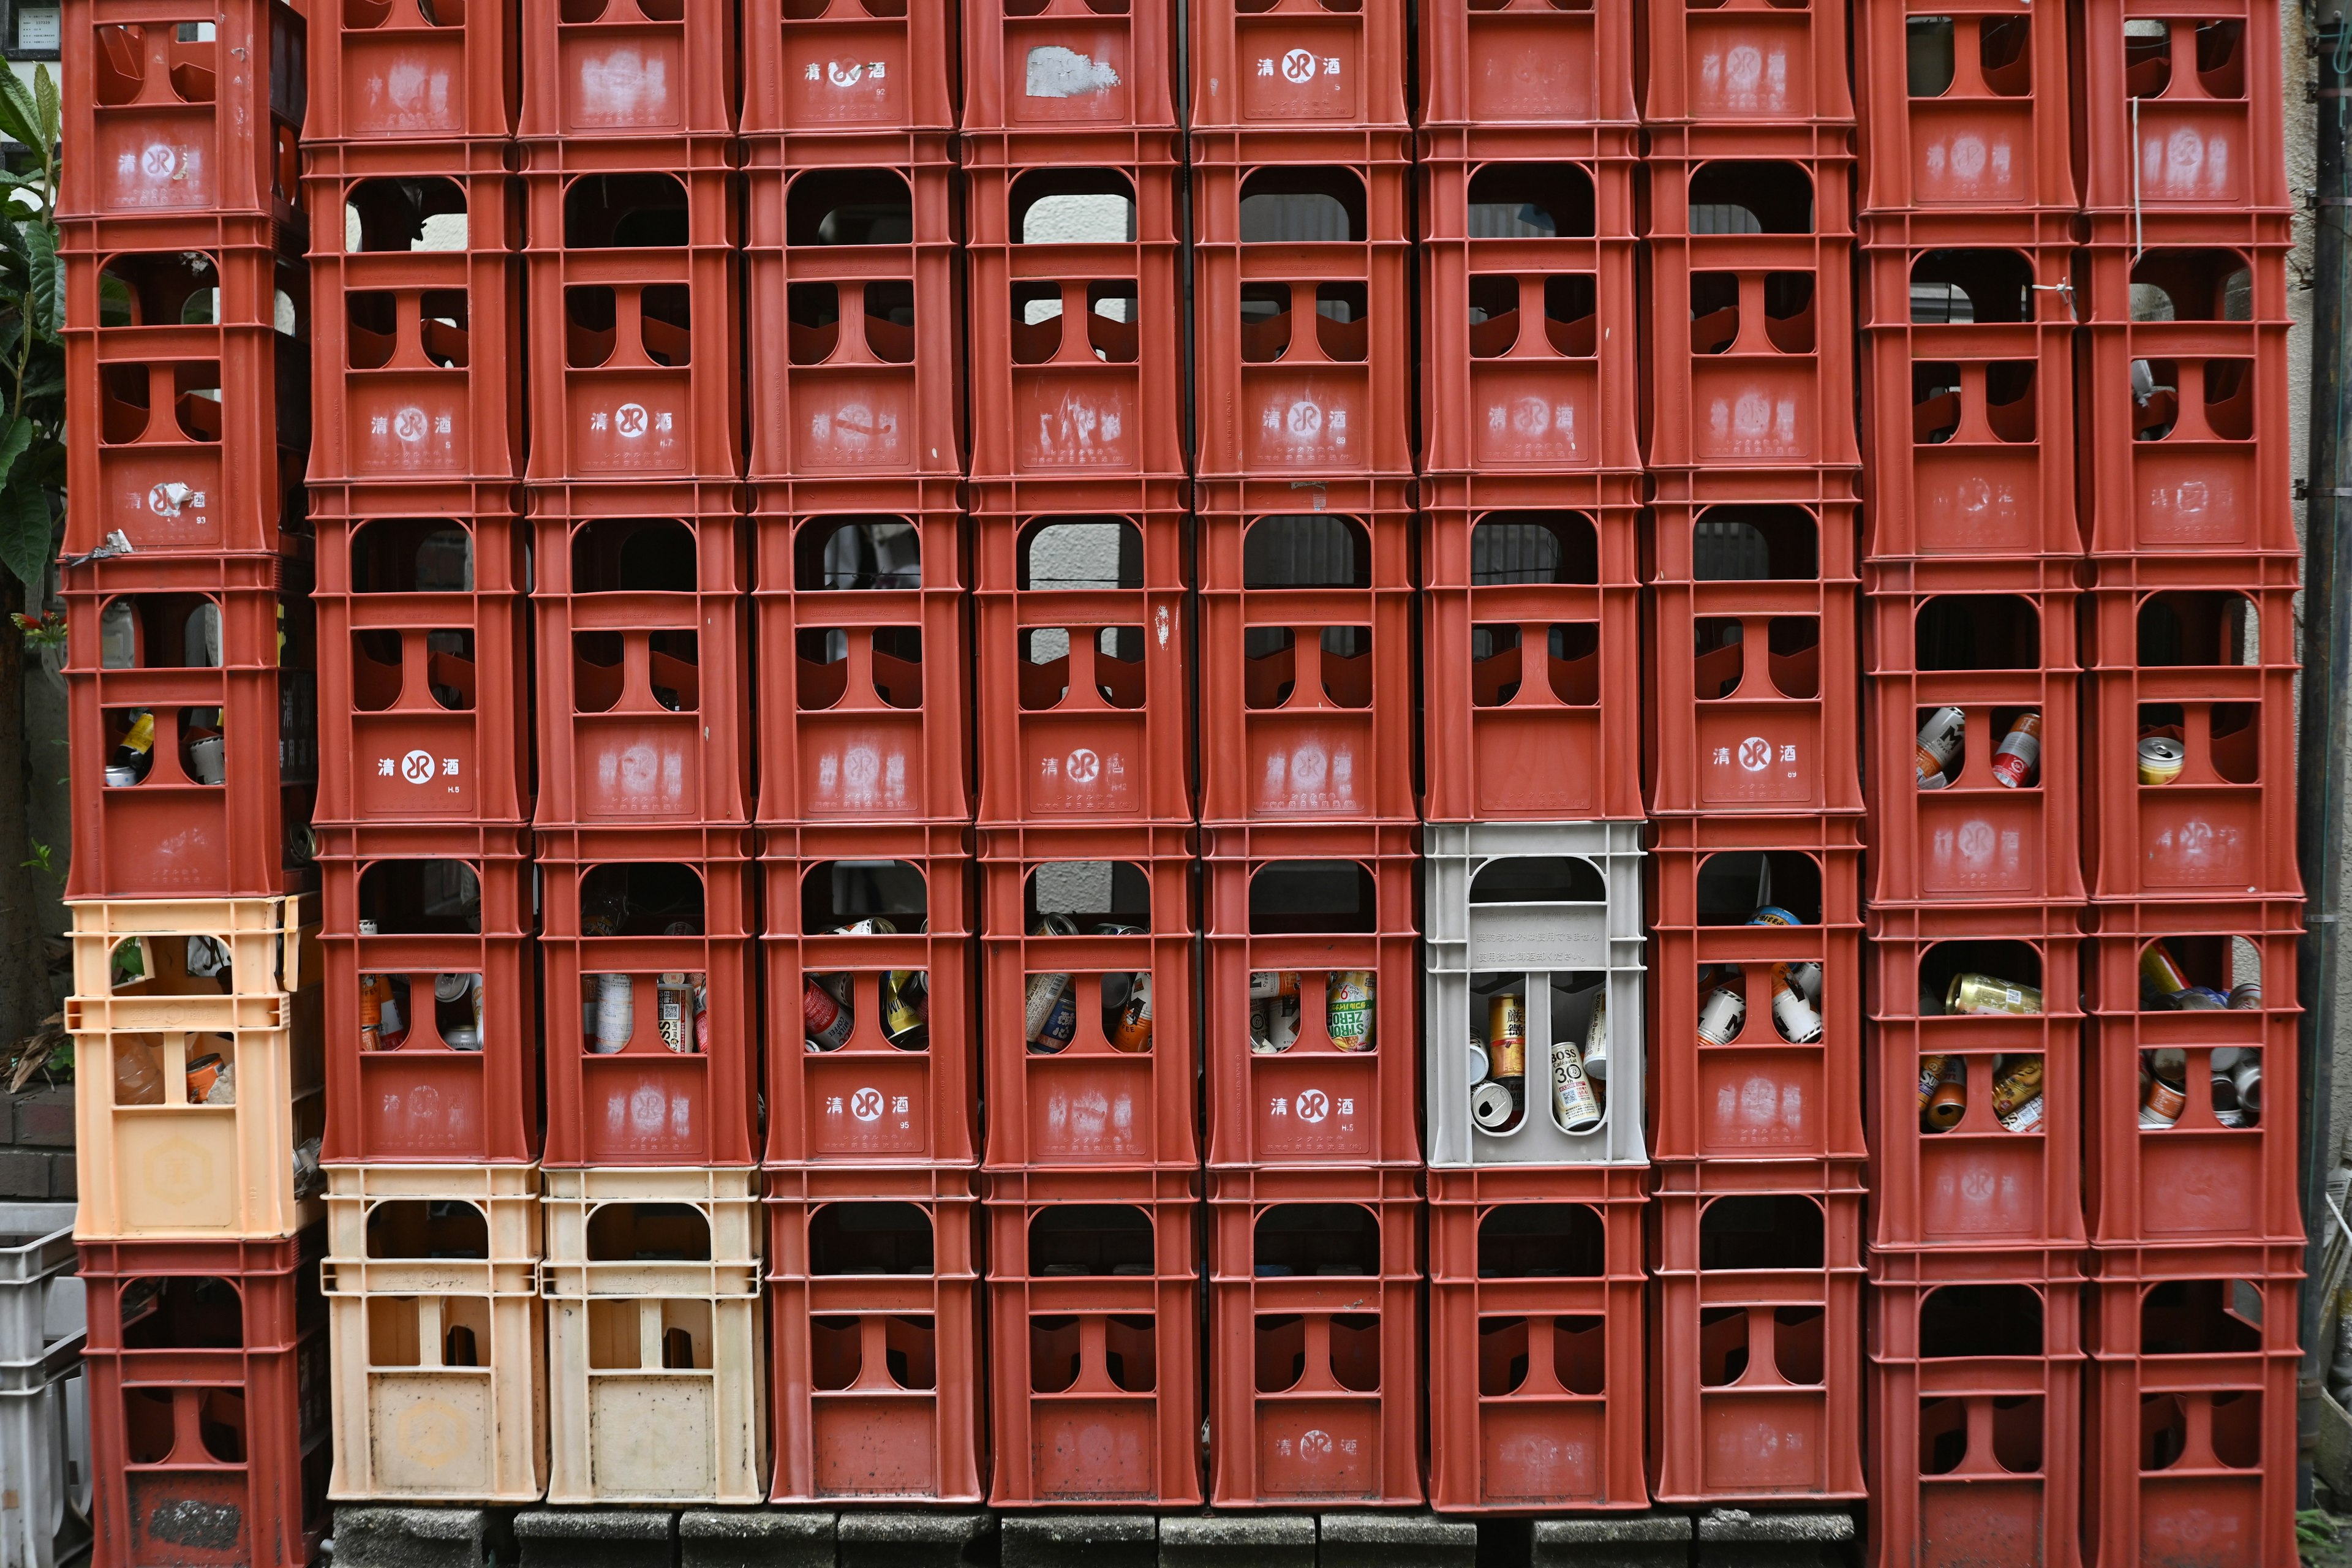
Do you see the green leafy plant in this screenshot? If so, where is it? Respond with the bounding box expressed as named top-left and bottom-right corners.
top-left (2301, 1508), bottom-right (2342, 1564)
top-left (10, 606), bottom-right (60, 646)
top-left (0, 65), bottom-right (63, 598)
top-left (20, 837), bottom-right (56, 883)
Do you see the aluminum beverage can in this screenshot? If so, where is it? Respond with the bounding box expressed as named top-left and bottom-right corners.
top-left (1997, 1093), bottom-right (2046, 1133)
top-left (1328, 971), bottom-right (1376, 1052)
top-left (1923, 1057), bottom-right (1967, 1131)
top-left (1551, 1041), bottom-right (1603, 1134)
top-left (1945, 972), bottom-right (2043, 1016)
top-left (2139, 941), bottom-right (2190, 997)
top-left (1989, 1057), bottom-right (2044, 1118)
top-left (805, 978), bottom-right (854, 1051)
top-left (2140, 1071), bottom-right (2187, 1128)
top-left (1989, 711), bottom-right (2043, 788)
top-left (1770, 964), bottom-right (1824, 1043)
top-left (1023, 970), bottom-right (1072, 1041)
top-left (1110, 972), bottom-right (1153, 1052)
top-left (1486, 993), bottom-right (1527, 1078)
top-left (1252, 973), bottom-right (1301, 1054)
top-left (1750, 905), bottom-right (1802, 928)
top-left (1581, 989), bottom-right (1608, 1081)
top-left (2228, 981), bottom-right (2263, 1011)
top-left (2139, 733), bottom-right (2186, 785)
top-left (1471, 1080), bottom-right (1517, 1131)
top-left (1033, 985), bottom-right (1078, 1052)
top-left (592, 973), bottom-right (634, 1053)
top-left (1697, 985), bottom-right (1745, 1046)
top-left (1916, 706), bottom-right (1967, 783)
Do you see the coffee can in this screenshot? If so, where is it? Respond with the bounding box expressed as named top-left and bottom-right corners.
top-left (1581, 989), bottom-right (1608, 1081)
top-left (1110, 972), bottom-right (1154, 1052)
top-left (1916, 705), bottom-right (1967, 783)
top-left (1033, 984), bottom-right (1078, 1052)
top-left (1471, 1080), bottom-right (1518, 1132)
top-left (1997, 1092), bottom-right (2046, 1133)
top-left (804, 978), bottom-right (854, 1052)
top-left (1551, 1041), bottom-right (1604, 1135)
top-left (1989, 1056), bottom-right (2044, 1118)
top-left (1487, 993), bottom-right (1528, 1078)
top-left (1917, 1054), bottom-right (1951, 1112)
top-left (2139, 733), bottom-right (2187, 786)
top-left (1945, 972), bottom-right (2043, 1016)
top-left (1023, 970), bottom-right (1072, 1041)
top-left (1697, 985), bottom-right (1746, 1046)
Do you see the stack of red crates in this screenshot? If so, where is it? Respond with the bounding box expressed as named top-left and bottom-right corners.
top-left (300, 0), bottom-right (549, 1509)
top-left (1853, 0), bottom-right (2093, 1559)
top-left (750, 0), bottom-right (985, 1512)
top-left (1640, 0), bottom-right (1868, 1512)
top-left (59, 0), bottom-right (331, 1558)
top-left (965, 0), bottom-right (1202, 1510)
top-left (1189, 0), bottom-right (1421, 1510)
top-left (1415, 0), bottom-right (1650, 1517)
top-left (2070, 1), bottom-right (2304, 1562)
top-left (510, 0), bottom-right (766, 1506)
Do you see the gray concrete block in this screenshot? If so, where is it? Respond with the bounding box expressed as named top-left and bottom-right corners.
top-left (0, 1149), bottom-right (58, 1198)
top-left (1532, 1514), bottom-right (1692, 1568)
top-left (1317, 1513), bottom-right (1477, 1568)
top-left (1001, 1513), bottom-right (1155, 1568)
top-left (680, 1511), bottom-right (835, 1568)
top-left (1156, 1513), bottom-right (1314, 1568)
top-left (329, 1507), bottom-right (490, 1568)
top-left (515, 1509), bottom-right (677, 1568)
top-left (835, 1511), bottom-right (992, 1568)
top-left (1694, 1510), bottom-right (1856, 1568)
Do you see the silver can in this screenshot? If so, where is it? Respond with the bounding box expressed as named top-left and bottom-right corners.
top-left (590, 973), bottom-right (634, 1054)
top-left (1471, 1080), bottom-right (1517, 1132)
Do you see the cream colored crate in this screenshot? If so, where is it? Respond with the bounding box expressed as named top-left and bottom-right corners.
top-left (67, 895), bottom-right (320, 1030)
top-left (323, 1164), bottom-right (547, 1503)
top-left (539, 1167), bottom-right (761, 1298)
top-left (67, 897), bottom-right (326, 1240)
top-left (545, 1290), bottom-right (766, 1504)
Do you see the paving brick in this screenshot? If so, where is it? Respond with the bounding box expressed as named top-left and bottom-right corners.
top-left (12, 1089), bottom-right (74, 1148)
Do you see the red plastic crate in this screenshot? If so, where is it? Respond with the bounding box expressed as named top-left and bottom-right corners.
top-left (1863, 560), bottom-right (2085, 910)
top-left (972, 481), bottom-right (1192, 827)
top-left (960, 0), bottom-right (1176, 133)
top-left (1206, 1166), bottom-right (1423, 1507)
top-left (517, 0), bottom-right (736, 140)
top-left (1643, 146), bottom-right (1861, 475)
top-left (963, 148), bottom-right (1188, 484)
top-left (61, 234), bottom-right (309, 559)
top-left (2083, 1261), bottom-right (2302, 1568)
top-left (983, 1166), bottom-right (1203, 1507)
top-left (764, 1167), bottom-right (984, 1504)
top-left (741, 0), bottom-right (954, 140)
top-left (1866, 905), bottom-right (2087, 1253)
top-left (1197, 477), bottom-right (1416, 826)
top-left (2071, 0), bottom-right (2290, 215)
top-left (2082, 568), bottom-right (2301, 902)
top-left (979, 823), bottom-right (1199, 1170)
top-left (1866, 1250), bottom-right (2087, 1568)
top-left (316, 832), bottom-right (539, 1164)
top-left (2084, 902), bottom-right (2304, 1253)
top-left (1417, 143), bottom-right (1641, 478)
top-left (1642, 0), bottom-right (1854, 124)
top-left (61, 0), bottom-right (306, 226)
top-left (743, 137), bottom-right (963, 483)
top-left (304, 161), bottom-right (524, 488)
top-left (77, 1230), bottom-right (331, 1568)
top-left (1858, 235), bottom-right (2081, 562)
top-left (521, 153), bottom-right (744, 484)
top-left (1187, 0), bottom-right (1408, 132)
top-left (2078, 239), bottom-right (2298, 560)
top-left (1201, 822), bottom-right (1420, 1170)
top-left (62, 551), bottom-right (320, 901)
top-left (1189, 143), bottom-right (1414, 480)
top-left (1646, 1158), bottom-right (1868, 1504)
top-left (1417, 0), bottom-right (1635, 128)
top-left (1646, 814), bottom-right (1866, 1164)
top-left (1422, 473), bottom-right (1642, 823)
top-left (312, 505), bottom-right (530, 831)
top-left (304, 0), bottom-right (518, 145)
top-left (1853, 0), bottom-right (2075, 215)
top-left (762, 823), bottom-right (976, 1167)
top-left (753, 478), bottom-right (970, 826)
top-left (538, 826), bottom-right (763, 1168)
top-left (1645, 471), bottom-right (1863, 816)
top-left (1427, 1166), bottom-right (1649, 1513)
top-left (529, 485), bottom-right (753, 827)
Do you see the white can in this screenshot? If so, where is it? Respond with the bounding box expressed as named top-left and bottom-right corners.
top-left (1580, 989), bottom-right (1608, 1081)
top-left (1471, 1080), bottom-right (1517, 1131)
top-left (1770, 964), bottom-right (1825, 1044)
top-left (1550, 1041), bottom-right (1604, 1135)
top-left (590, 973), bottom-right (634, 1054)
top-left (1697, 985), bottom-right (1746, 1046)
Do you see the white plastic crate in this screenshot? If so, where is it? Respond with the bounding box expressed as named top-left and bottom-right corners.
top-left (1423, 822), bottom-right (1648, 1166)
top-left (0, 1206), bottom-right (77, 1379)
top-left (539, 1167), bottom-right (761, 1298)
top-left (322, 1166), bottom-right (547, 1503)
top-left (0, 1360), bottom-right (89, 1568)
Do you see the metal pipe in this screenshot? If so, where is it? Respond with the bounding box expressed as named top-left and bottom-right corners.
top-left (2301, 0), bottom-right (2352, 1487)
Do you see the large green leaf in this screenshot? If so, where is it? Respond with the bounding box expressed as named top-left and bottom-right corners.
top-left (32, 66), bottom-right (56, 151)
top-left (0, 72), bottom-right (41, 157)
top-left (24, 221), bottom-right (56, 336)
top-left (0, 472), bottom-right (51, 598)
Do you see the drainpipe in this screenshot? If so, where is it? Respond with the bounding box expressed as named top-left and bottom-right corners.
top-left (2301, 0), bottom-right (2352, 1499)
